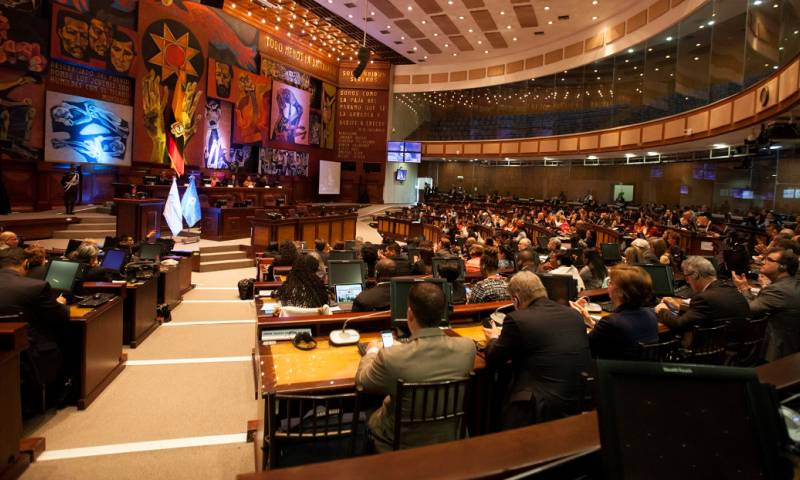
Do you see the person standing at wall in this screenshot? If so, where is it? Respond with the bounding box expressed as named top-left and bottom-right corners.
top-left (61, 165), bottom-right (80, 215)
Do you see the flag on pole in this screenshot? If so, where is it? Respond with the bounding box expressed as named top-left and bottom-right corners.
top-left (163, 177), bottom-right (183, 237)
top-left (181, 175), bottom-right (202, 227)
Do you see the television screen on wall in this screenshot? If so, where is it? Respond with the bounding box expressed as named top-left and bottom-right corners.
top-left (387, 142), bottom-right (422, 163)
top-left (395, 168), bottom-right (407, 181)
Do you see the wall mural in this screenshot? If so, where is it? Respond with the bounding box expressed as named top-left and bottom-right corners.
top-left (321, 82), bottom-right (336, 150)
top-left (270, 80), bottom-right (309, 145)
top-left (0, 68), bottom-right (43, 160)
top-left (261, 58), bottom-right (310, 91)
top-left (44, 90), bottom-right (132, 165)
top-left (203, 98), bottom-right (231, 169)
top-left (259, 147), bottom-right (309, 176)
top-left (309, 110), bottom-right (321, 146)
top-left (0, 7), bottom-right (48, 72)
top-left (51, 1), bottom-right (138, 77)
top-left (207, 58), bottom-right (233, 101)
top-left (232, 65), bottom-right (269, 145)
top-left (0, 0), bottom-right (41, 13)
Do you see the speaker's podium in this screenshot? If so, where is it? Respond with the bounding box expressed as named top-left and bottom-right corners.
top-left (114, 198), bottom-right (165, 242)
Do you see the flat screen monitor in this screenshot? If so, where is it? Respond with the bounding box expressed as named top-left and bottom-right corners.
top-left (100, 249), bottom-right (127, 272)
top-left (387, 151), bottom-right (404, 163)
top-left (387, 141), bottom-right (404, 152)
top-left (139, 243), bottom-right (162, 261)
top-left (538, 273), bottom-right (578, 305)
top-left (597, 359), bottom-right (787, 480)
top-left (44, 260), bottom-right (82, 294)
top-left (432, 256), bottom-right (465, 282)
top-left (328, 260), bottom-right (366, 286)
top-left (404, 151), bottom-right (421, 163)
top-left (639, 264), bottom-right (674, 297)
top-left (328, 250), bottom-right (356, 261)
top-left (601, 243), bottom-right (622, 263)
top-left (65, 239), bottom-right (82, 256)
top-left (390, 278), bottom-right (452, 327)
top-left (395, 169), bottom-right (407, 182)
top-left (334, 283), bottom-right (362, 304)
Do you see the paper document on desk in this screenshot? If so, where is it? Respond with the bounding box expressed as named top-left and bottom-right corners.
top-left (700, 241), bottom-right (714, 251)
top-left (261, 304), bottom-right (276, 314)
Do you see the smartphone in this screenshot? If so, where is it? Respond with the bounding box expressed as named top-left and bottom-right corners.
top-left (380, 330), bottom-right (394, 348)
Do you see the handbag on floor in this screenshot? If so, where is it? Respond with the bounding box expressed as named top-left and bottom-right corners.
top-left (238, 278), bottom-right (255, 300)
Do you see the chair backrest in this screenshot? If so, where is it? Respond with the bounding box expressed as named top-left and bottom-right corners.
top-left (393, 375), bottom-right (472, 451)
top-left (728, 317), bottom-right (768, 367)
top-left (265, 390), bottom-right (362, 469)
top-left (272, 265), bottom-right (292, 280)
top-left (741, 317), bottom-right (768, 348)
top-left (687, 323), bottom-right (729, 364)
top-left (638, 337), bottom-right (680, 362)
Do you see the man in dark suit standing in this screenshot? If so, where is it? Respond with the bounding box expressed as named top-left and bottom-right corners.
top-left (484, 271), bottom-right (591, 430)
top-left (733, 247), bottom-right (800, 361)
top-left (352, 259), bottom-right (395, 312)
top-left (656, 256), bottom-right (750, 346)
top-left (61, 165), bottom-right (80, 214)
top-left (0, 248), bottom-right (71, 413)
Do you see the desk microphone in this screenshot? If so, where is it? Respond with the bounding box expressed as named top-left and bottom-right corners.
top-left (329, 310), bottom-right (386, 346)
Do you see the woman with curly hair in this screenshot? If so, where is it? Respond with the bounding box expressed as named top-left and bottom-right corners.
top-left (277, 254), bottom-right (329, 308)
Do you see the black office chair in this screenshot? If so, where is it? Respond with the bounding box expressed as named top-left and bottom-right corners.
top-left (679, 323), bottom-right (729, 365)
top-left (725, 317), bottom-right (768, 367)
top-left (263, 390), bottom-right (364, 470)
top-left (392, 374), bottom-right (473, 451)
top-left (638, 337), bottom-right (681, 362)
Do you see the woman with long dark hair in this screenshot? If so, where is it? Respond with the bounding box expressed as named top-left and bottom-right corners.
top-left (277, 254), bottom-right (329, 308)
top-left (580, 249), bottom-right (608, 290)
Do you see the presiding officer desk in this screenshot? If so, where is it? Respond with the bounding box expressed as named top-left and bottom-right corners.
top-left (241, 351), bottom-right (800, 480)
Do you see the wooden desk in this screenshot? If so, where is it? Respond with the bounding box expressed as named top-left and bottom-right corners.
top-left (115, 183), bottom-right (287, 209)
top-left (250, 213), bottom-right (357, 252)
top-left (68, 298), bottom-right (126, 409)
top-left (114, 198), bottom-right (165, 243)
top-left (200, 207), bottom-right (255, 241)
top-left (0, 323), bottom-right (29, 480)
top-left (158, 265), bottom-right (182, 310)
top-left (84, 277), bottom-right (159, 348)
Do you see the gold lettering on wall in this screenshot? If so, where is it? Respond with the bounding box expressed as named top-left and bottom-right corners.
top-left (337, 62), bottom-right (391, 90)
top-left (258, 32), bottom-right (338, 83)
top-left (336, 88), bottom-right (388, 162)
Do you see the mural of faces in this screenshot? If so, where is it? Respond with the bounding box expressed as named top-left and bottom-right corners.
top-left (88, 17), bottom-right (111, 58)
top-left (109, 30), bottom-right (135, 74)
top-left (57, 10), bottom-right (88, 60)
top-left (215, 63), bottom-right (232, 98)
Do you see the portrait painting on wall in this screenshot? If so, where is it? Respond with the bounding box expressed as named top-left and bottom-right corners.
top-left (309, 110), bottom-right (321, 146)
top-left (321, 82), bottom-right (336, 150)
top-left (51, 2), bottom-right (138, 77)
top-left (0, 7), bottom-right (48, 72)
top-left (207, 58), bottom-right (233, 101)
top-left (44, 90), bottom-right (132, 165)
top-left (203, 98), bottom-right (231, 169)
top-left (0, 0), bottom-right (41, 13)
top-left (0, 67), bottom-right (43, 160)
top-left (270, 81), bottom-right (309, 146)
top-left (232, 65), bottom-right (269, 144)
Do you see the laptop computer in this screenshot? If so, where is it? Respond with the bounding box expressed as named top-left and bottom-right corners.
top-left (333, 283), bottom-right (362, 312)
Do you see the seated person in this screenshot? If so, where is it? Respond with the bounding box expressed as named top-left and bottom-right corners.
top-left (435, 237), bottom-right (452, 257)
top-left (656, 256), bottom-right (749, 346)
top-left (0, 230), bottom-right (19, 249)
top-left (579, 249), bottom-right (607, 290)
top-left (355, 282), bottom-right (476, 452)
top-left (262, 241), bottom-right (280, 258)
top-left (468, 252), bottom-right (511, 304)
top-left (516, 249), bottom-right (539, 272)
top-left (24, 244), bottom-right (48, 280)
top-left (269, 240), bottom-right (299, 280)
top-left (465, 244), bottom-right (484, 275)
top-left (70, 243), bottom-right (114, 283)
top-left (276, 254), bottom-right (329, 309)
top-left (436, 260), bottom-right (467, 304)
top-left (116, 234), bottom-right (136, 256)
top-left (314, 239), bottom-right (330, 265)
top-left (484, 271), bottom-right (591, 430)
top-left (573, 265), bottom-right (658, 360)
top-left (411, 247), bottom-right (433, 275)
top-left (549, 252), bottom-right (586, 292)
top-left (352, 259), bottom-right (395, 312)
top-left (497, 245), bottom-right (514, 270)
top-left (361, 243), bottom-right (379, 278)
top-left (382, 242), bottom-right (411, 276)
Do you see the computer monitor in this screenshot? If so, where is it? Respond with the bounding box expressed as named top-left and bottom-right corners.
top-left (390, 278), bottom-right (452, 328)
top-left (328, 260), bottom-right (366, 286)
top-left (723, 248), bottom-right (750, 275)
top-left (538, 273), bottom-right (578, 305)
top-left (344, 240), bottom-right (356, 251)
top-left (328, 250), bottom-right (356, 261)
top-left (103, 236), bottom-right (118, 251)
top-left (639, 264), bottom-right (675, 297)
top-left (100, 249), bottom-right (128, 273)
top-left (596, 359), bottom-right (788, 480)
top-left (139, 243), bottom-right (162, 262)
top-left (65, 239), bottom-right (82, 256)
top-left (44, 260), bottom-right (83, 294)
top-left (432, 256), bottom-right (466, 282)
top-left (601, 243), bottom-right (622, 263)
top-left (334, 284), bottom-right (362, 304)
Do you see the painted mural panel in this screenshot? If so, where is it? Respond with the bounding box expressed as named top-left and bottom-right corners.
top-left (270, 80), bottom-right (309, 146)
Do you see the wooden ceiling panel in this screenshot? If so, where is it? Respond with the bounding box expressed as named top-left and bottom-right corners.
top-left (470, 10), bottom-right (498, 32)
top-left (370, 0), bottom-right (404, 19)
top-left (394, 19), bottom-right (427, 38)
top-left (431, 14), bottom-right (460, 35)
top-left (485, 31), bottom-right (508, 49)
top-left (449, 35), bottom-right (474, 51)
top-left (462, 0), bottom-right (484, 7)
top-left (417, 38), bottom-right (443, 54)
top-left (513, 5), bottom-right (538, 28)
top-left (414, 0), bottom-right (443, 15)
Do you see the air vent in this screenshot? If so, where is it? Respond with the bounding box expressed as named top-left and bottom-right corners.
top-left (558, 15), bottom-right (569, 20)
top-left (534, 31), bottom-right (544, 35)
top-left (365, 17), bottom-right (373, 21)
top-left (407, 50), bottom-right (415, 54)
top-left (380, 29), bottom-right (390, 34)
top-left (344, 2), bottom-right (356, 7)
top-left (418, 59), bottom-right (426, 62)
top-left (394, 40), bottom-right (403, 44)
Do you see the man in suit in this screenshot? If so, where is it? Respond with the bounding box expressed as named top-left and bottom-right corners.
top-left (733, 247), bottom-right (800, 361)
top-left (351, 259), bottom-right (395, 312)
top-left (382, 242), bottom-right (411, 276)
top-left (355, 282), bottom-right (476, 452)
top-left (656, 256), bottom-right (750, 346)
top-left (0, 248), bottom-right (71, 413)
top-left (484, 271), bottom-right (591, 430)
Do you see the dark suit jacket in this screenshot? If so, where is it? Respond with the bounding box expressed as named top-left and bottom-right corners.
top-left (389, 255), bottom-right (412, 276)
top-left (352, 283), bottom-right (390, 312)
top-left (744, 276), bottom-right (800, 361)
top-left (658, 279), bottom-right (750, 343)
top-left (486, 297), bottom-right (591, 429)
top-left (590, 305), bottom-right (658, 360)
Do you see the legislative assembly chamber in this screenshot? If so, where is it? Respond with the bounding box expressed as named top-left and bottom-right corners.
top-left (3, 0), bottom-right (800, 478)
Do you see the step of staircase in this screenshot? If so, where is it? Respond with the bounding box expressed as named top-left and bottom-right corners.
top-left (74, 216), bottom-right (116, 224)
top-left (52, 229), bottom-right (116, 239)
top-left (199, 244), bottom-right (244, 254)
top-left (199, 251), bottom-right (248, 262)
top-left (67, 222), bottom-right (117, 231)
top-left (198, 258), bottom-right (253, 272)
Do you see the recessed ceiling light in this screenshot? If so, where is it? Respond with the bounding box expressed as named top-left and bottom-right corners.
top-left (592, 16), bottom-right (597, 20)
top-left (387, 25), bottom-right (391, 28)
top-left (647, 151), bottom-right (659, 156)
top-left (468, 28), bottom-right (473, 32)
top-left (665, 54), bottom-right (670, 59)
top-left (484, 50), bottom-right (489, 53)
top-left (506, 25), bottom-right (512, 29)
top-left (592, 0), bottom-right (598, 4)
top-left (477, 40), bottom-right (482, 44)
top-left (347, 13), bottom-right (352, 18)
top-left (370, 11), bottom-right (375, 15)
top-left (627, 48), bottom-right (634, 53)
top-left (421, 20), bottom-right (426, 24)
top-left (544, 6), bottom-right (550, 10)
top-left (458, 15), bottom-right (464, 19)
top-left (512, 37), bottom-right (517, 41)
top-left (401, 36), bottom-right (405, 39)
top-left (500, 11), bottom-right (505, 15)
top-left (452, 53), bottom-right (457, 56)
top-left (753, 0), bottom-right (763, 4)
top-left (666, 36), bottom-right (673, 41)
top-left (694, 56), bottom-right (700, 60)
top-left (407, 5), bottom-right (412, 11)
top-left (547, 20), bottom-right (553, 24)
top-left (444, 43), bottom-right (449, 47)
top-left (433, 32), bottom-right (438, 36)
top-left (707, 20), bottom-right (715, 25)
